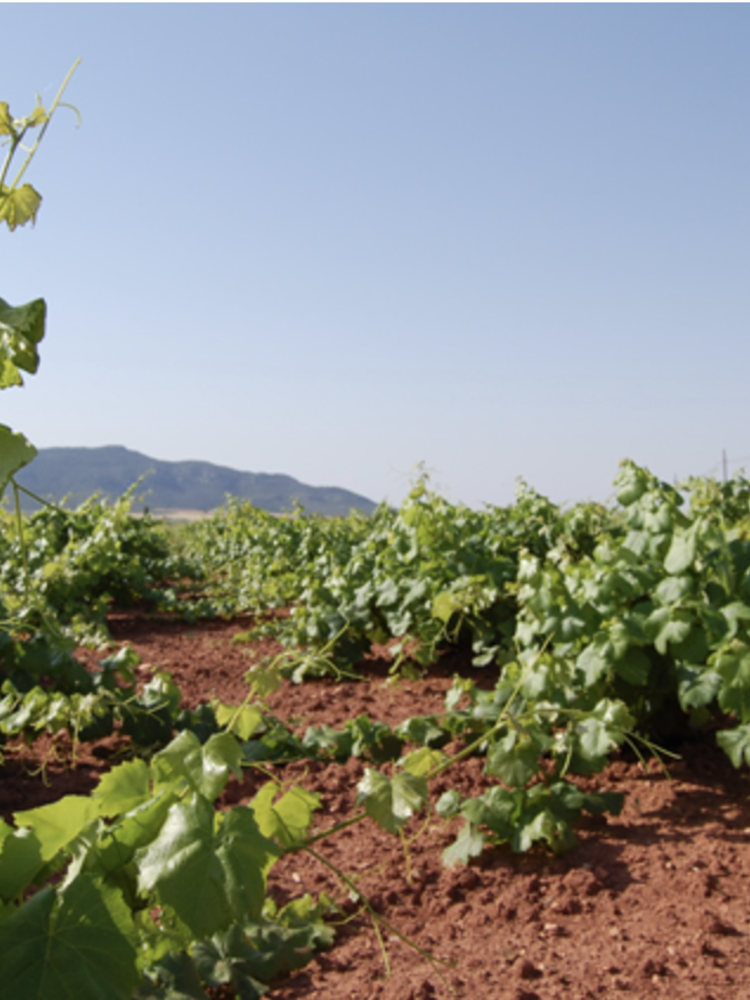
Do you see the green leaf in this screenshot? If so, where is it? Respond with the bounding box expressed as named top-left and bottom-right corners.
top-left (137, 951), bottom-right (209, 1000)
top-left (214, 702), bottom-right (263, 741)
top-left (152, 730), bottom-right (241, 801)
top-left (486, 735), bottom-right (539, 788)
top-left (721, 602), bottom-right (750, 640)
top-left (0, 876), bottom-right (139, 1000)
top-left (0, 829), bottom-right (45, 902)
top-left (93, 759), bottom-right (151, 817)
top-left (576, 718), bottom-right (615, 759)
top-left (645, 607), bottom-right (692, 655)
top-left (664, 528), bottom-right (697, 575)
top-left (512, 806), bottom-right (576, 855)
top-left (576, 699), bottom-right (633, 759)
top-left (88, 791), bottom-right (177, 879)
top-left (615, 465), bottom-right (648, 506)
top-left (676, 665), bottom-right (721, 711)
top-left (716, 649), bottom-right (750, 723)
top-left (0, 102), bottom-right (14, 136)
top-left (245, 660), bottom-right (284, 699)
top-left (14, 795), bottom-right (99, 862)
top-left (717, 723), bottom-right (750, 768)
top-left (400, 746), bottom-right (444, 777)
top-left (140, 672), bottom-right (182, 716)
top-left (0, 425), bottom-right (36, 495)
top-left (435, 789), bottom-right (462, 819)
top-left (250, 783), bottom-right (320, 851)
top-left (613, 646), bottom-right (651, 686)
top-left (0, 184), bottom-right (42, 231)
top-left (654, 575), bottom-right (693, 606)
top-left (670, 626), bottom-right (709, 665)
top-left (194, 915), bottom-right (330, 996)
top-left (356, 768), bottom-right (428, 835)
top-left (0, 296), bottom-right (45, 388)
top-left (442, 822), bottom-right (484, 867)
top-left (472, 787), bottom-right (517, 840)
top-left (136, 798), bottom-right (279, 938)
top-left (576, 633), bottom-right (614, 685)
top-left (395, 715), bottom-right (447, 748)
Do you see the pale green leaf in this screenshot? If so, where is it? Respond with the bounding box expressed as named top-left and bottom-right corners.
top-left (356, 768), bottom-right (427, 835)
top-left (14, 795), bottom-right (99, 862)
top-left (442, 822), bottom-right (484, 867)
top-left (250, 783), bottom-right (320, 851)
top-left (576, 633), bottom-right (613, 685)
top-left (400, 747), bottom-right (444, 777)
top-left (654, 575), bottom-right (693, 606)
top-left (664, 530), bottom-right (697, 575)
top-left (435, 789), bottom-right (462, 819)
top-left (214, 701), bottom-right (263, 741)
top-left (0, 102), bottom-right (14, 136)
top-left (0, 184), bottom-right (42, 230)
top-left (676, 665), bottom-right (721, 711)
top-left (93, 759), bottom-right (151, 817)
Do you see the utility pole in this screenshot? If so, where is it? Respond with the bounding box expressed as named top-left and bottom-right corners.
top-left (723, 449), bottom-right (728, 483)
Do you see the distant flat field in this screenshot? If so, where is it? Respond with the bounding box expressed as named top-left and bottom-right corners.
top-left (139, 508), bottom-right (293, 521)
top-left (149, 508), bottom-right (216, 522)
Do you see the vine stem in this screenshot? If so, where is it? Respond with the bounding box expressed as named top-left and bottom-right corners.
top-left (11, 478), bottom-right (31, 606)
top-left (10, 58), bottom-right (81, 191)
top-left (302, 844), bottom-right (455, 989)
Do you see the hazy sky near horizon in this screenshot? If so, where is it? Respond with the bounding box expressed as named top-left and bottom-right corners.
top-left (2, 5), bottom-right (749, 509)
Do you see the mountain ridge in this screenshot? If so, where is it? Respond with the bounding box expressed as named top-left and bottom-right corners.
top-left (15, 446), bottom-right (377, 517)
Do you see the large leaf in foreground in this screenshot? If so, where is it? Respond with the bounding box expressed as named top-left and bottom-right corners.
top-left (0, 876), bottom-right (139, 1000)
top-left (136, 797), bottom-right (279, 939)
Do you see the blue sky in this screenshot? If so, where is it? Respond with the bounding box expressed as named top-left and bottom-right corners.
top-left (2, 5), bottom-right (749, 508)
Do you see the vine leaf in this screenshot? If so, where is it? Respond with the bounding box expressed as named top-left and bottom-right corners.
top-left (136, 797), bottom-right (279, 939)
top-left (151, 730), bottom-right (241, 801)
top-left (0, 296), bottom-right (46, 387)
top-left (717, 723), bottom-right (750, 768)
top-left (0, 184), bottom-right (42, 231)
top-left (0, 425), bottom-right (36, 495)
top-left (14, 795), bottom-right (99, 862)
top-left (92, 759), bottom-right (151, 817)
top-left (442, 822), bottom-right (484, 867)
top-left (0, 876), bottom-right (139, 1000)
top-left (356, 768), bottom-right (428, 835)
top-left (251, 783), bottom-right (320, 854)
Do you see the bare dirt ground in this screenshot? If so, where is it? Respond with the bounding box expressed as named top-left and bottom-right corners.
top-left (3, 614), bottom-right (750, 1000)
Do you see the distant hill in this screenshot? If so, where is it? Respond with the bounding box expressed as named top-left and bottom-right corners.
top-left (15, 446), bottom-right (377, 517)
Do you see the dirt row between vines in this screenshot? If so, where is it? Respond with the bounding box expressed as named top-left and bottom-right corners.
top-left (3, 614), bottom-right (750, 1000)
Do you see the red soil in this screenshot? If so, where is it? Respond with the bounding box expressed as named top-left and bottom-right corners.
top-left (3, 614), bottom-right (750, 1000)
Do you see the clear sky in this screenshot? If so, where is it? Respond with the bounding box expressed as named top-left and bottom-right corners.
top-left (2, 5), bottom-right (749, 509)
